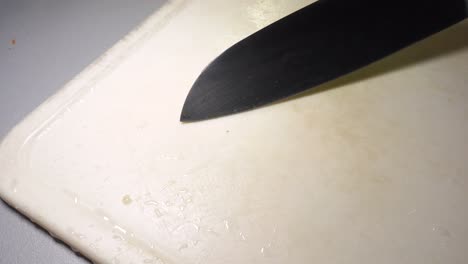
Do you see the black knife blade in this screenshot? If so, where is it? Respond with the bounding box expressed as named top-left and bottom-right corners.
top-left (181, 0), bottom-right (467, 122)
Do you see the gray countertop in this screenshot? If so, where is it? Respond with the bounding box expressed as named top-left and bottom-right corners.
top-left (0, 0), bottom-right (165, 262)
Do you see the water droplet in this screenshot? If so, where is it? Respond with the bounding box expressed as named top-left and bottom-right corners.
top-left (206, 228), bottom-right (219, 236)
top-left (113, 225), bottom-right (127, 235)
top-left (178, 243), bottom-right (188, 251)
top-left (71, 231), bottom-right (85, 240)
top-left (260, 241), bottom-right (273, 257)
top-left (224, 220), bottom-right (230, 231)
top-left (122, 195), bottom-right (133, 205)
top-left (144, 200), bottom-right (159, 206)
top-left (172, 222), bottom-right (200, 234)
top-left (154, 208), bottom-right (164, 218)
top-left (239, 232), bottom-right (247, 241)
top-left (112, 235), bottom-right (124, 241)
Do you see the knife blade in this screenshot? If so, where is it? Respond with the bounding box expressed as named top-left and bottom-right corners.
top-left (181, 0), bottom-right (467, 122)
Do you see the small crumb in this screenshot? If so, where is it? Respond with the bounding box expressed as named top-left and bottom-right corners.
top-left (226, 130), bottom-right (230, 133)
top-left (11, 39), bottom-right (16, 45)
top-left (122, 195), bottom-right (133, 205)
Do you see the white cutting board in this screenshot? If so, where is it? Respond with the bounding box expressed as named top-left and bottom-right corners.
top-left (1, 0), bottom-right (468, 263)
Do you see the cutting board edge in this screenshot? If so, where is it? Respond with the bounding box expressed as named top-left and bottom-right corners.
top-left (0, 1), bottom-right (190, 263)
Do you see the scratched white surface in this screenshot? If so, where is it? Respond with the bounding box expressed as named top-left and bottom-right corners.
top-left (1, 0), bottom-right (468, 264)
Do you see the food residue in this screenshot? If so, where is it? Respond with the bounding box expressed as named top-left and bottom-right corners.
top-left (122, 195), bottom-right (133, 205)
top-left (11, 39), bottom-right (16, 45)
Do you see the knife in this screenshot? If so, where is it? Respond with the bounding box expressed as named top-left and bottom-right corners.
top-left (181, 0), bottom-right (467, 122)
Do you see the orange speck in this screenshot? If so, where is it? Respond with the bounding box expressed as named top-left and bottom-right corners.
top-left (11, 39), bottom-right (16, 45)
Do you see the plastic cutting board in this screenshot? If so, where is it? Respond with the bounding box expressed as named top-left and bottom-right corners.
top-left (1, 0), bottom-right (468, 263)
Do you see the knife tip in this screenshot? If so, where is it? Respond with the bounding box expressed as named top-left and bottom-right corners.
top-left (179, 100), bottom-right (205, 122)
top-left (179, 112), bottom-right (193, 122)
top-left (180, 84), bottom-right (220, 122)
top-left (180, 108), bottom-right (216, 123)
top-left (180, 101), bottom-right (225, 122)
top-left (179, 108), bottom-right (192, 122)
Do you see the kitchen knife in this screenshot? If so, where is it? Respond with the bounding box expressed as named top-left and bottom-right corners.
top-left (180, 0), bottom-right (467, 122)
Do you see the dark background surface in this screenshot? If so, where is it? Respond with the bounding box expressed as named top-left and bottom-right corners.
top-left (0, 0), bottom-right (165, 263)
